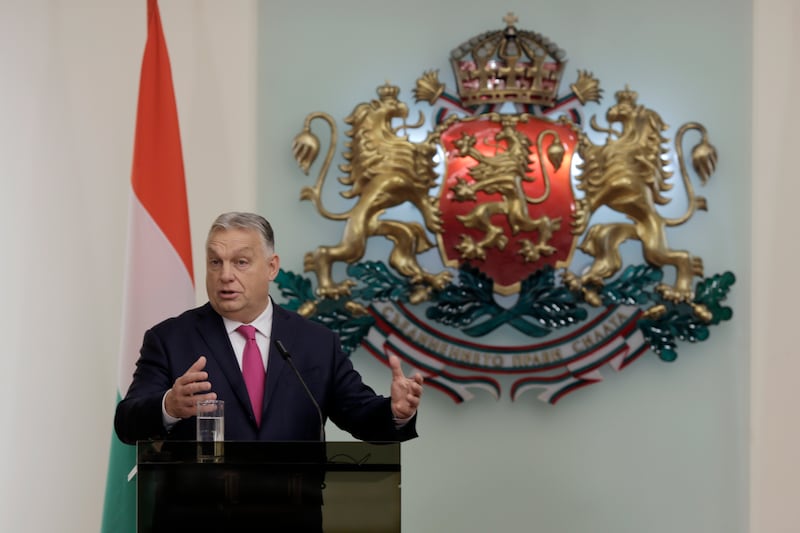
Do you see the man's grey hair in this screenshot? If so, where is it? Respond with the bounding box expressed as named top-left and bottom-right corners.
top-left (207, 212), bottom-right (275, 253)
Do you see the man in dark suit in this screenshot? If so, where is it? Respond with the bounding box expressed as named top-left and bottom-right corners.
top-left (114, 211), bottom-right (422, 444)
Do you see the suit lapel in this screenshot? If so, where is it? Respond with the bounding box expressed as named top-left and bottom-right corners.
top-left (194, 304), bottom-right (254, 421)
top-left (262, 303), bottom-right (293, 418)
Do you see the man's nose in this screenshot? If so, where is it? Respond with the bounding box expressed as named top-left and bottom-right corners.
top-left (220, 262), bottom-right (234, 280)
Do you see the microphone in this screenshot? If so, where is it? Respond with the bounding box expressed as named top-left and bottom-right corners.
top-left (274, 340), bottom-right (326, 441)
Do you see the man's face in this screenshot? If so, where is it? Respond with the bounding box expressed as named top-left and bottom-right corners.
top-left (205, 227), bottom-right (279, 323)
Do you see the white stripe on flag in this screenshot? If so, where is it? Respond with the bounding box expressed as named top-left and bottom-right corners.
top-left (118, 195), bottom-right (196, 393)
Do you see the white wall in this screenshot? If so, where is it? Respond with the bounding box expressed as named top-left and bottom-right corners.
top-left (0, 0), bottom-right (794, 532)
top-left (0, 1), bottom-right (257, 531)
top-left (750, 1), bottom-right (800, 532)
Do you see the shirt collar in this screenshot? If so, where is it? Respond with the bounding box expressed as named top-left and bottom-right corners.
top-left (222, 298), bottom-right (274, 338)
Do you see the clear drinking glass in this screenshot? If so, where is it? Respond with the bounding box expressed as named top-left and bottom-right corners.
top-left (196, 399), bottom-right (224, 461)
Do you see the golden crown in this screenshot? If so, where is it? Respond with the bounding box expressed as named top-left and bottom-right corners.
top-left (614, 85), bottom-right (639, 106)
top-left (377, 81), bottom-right (400, 101)
top-left (450, 13), bottom-right (567, 108)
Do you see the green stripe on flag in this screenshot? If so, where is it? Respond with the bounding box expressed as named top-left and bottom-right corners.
top-left (101, 393), bottom-right (136, 533)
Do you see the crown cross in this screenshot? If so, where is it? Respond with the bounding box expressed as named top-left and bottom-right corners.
top-left (503, 12), bottom-right (518, 27)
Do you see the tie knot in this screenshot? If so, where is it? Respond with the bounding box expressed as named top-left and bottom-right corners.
top-left (237, 324), bottom-right (257, 341)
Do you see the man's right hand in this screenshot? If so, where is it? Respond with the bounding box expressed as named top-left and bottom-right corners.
top-left (164, 356), bottom-right (217, 419)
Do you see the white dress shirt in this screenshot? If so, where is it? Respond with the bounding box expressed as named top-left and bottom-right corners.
top-left (162, 300), bottom-right (274, 426)
top-left (222, 300), bottom-right (273, 372)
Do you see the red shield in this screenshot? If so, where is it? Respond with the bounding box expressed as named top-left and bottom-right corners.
top-left (436, 115), bottom-right (579, 294)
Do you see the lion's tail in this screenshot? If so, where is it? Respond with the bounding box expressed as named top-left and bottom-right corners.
top-left (665, 121), bottom-right (718, 226)
top-left (292, 112), bottom-right (351, 221)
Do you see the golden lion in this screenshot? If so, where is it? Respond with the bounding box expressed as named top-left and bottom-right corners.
top-left (291, 83), bottom-right (452, 307)
top-left (448, 115), bottom-right (564, 263)
top-left (563, 86), bottom-right (718, 320)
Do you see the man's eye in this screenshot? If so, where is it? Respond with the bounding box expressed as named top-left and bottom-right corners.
top-left (236, 259), bottom-right (249, 267)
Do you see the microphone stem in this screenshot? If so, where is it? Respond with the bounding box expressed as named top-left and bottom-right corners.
top-left (275, 340), bottom-right (326, 441)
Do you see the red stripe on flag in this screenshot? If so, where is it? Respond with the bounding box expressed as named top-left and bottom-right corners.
top-left (102, 4), bottom-right (195, 531)
top-left (130, 0), bottom-right (193, 281)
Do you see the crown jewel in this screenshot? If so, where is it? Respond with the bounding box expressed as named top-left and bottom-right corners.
top-left (450, 13), bottom-right (567, 107)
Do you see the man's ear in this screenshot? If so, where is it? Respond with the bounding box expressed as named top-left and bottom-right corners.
top-left (268, 253), bottom-right (280, 281)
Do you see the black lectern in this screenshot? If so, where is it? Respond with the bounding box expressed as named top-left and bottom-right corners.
top-left (136, 441), bottom-right (400, 533)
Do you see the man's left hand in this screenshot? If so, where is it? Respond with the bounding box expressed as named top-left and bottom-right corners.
top-left (389, 354), bottom-right (423, 419)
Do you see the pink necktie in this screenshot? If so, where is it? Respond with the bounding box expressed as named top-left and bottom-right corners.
top-left (236, 325), bottom-right (265, 426)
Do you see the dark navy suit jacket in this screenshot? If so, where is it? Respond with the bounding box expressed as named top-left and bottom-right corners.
top-left (114, 302), bottom-right (417, 444)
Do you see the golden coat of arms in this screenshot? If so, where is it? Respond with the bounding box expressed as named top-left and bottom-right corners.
top-left (281, 14), bottom-right (734, 404)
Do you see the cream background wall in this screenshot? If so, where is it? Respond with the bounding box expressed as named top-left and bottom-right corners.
top-left (750, 1), bottom-right (800, 532)
top-left (0, 1), bottom-right (257, 531)
top-left (0, 0), bottom-right (794, 532)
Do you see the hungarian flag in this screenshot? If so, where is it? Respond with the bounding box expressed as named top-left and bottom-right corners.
top-left (101, 0), bottom-right (195, 530)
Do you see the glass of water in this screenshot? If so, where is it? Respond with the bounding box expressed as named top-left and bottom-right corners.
top-left (196, 399), bottom-right (224, 461)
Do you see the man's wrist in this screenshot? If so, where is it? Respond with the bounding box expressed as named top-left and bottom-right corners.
top-left (162, 389), bottom-right (182, 429)
top-left (393, 412), bottom-right (415, 428)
